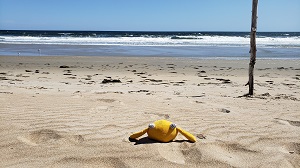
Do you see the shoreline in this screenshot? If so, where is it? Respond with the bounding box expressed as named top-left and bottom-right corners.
top-left (0, 56), bottom-right (299, 167)
top-left (1, 43), bottom-right (299, 59)
top-left (1, 54), bottom-right (300, 61)
top-left (1, 55), bottom-right (300, 66)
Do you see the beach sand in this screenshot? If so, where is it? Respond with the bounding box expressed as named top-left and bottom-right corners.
top-left (0, 56), bottom-right (299, 167)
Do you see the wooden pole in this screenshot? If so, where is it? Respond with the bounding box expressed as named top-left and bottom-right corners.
top-left (248, 0), bottom-right (258, 95)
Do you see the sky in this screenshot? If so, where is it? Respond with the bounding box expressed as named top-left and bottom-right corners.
top-left (0, 0), bottom-right (299, 32)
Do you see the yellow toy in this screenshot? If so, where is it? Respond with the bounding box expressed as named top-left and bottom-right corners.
top-left (130, 120), bottom-right (196, 143)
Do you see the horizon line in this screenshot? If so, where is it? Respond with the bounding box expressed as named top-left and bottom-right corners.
top-left (1, 29), bottom-right (299, 33)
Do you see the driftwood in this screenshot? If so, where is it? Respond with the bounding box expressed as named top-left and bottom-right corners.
top-left (248, 0), bottom-right (259, 95)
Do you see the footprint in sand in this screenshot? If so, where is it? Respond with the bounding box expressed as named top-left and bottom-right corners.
top-left (18, 129), bottom-right (84, 146)
top-left (156, 142), bottom-right (206, 165)
top-left (156, 143), bottom-right (185, 164)
top-left (285, 142), bottom-right (300, 154)
top-left (274, 118), bottom-right (300, 127)
top-left (97, 99), bottom-right (116, 103)
top-left (199, 142), bottom-right (258, 167)
top-left (54, 156), bottom-right (128, 168)
top-left (180, 143), bottom-right (202, 165)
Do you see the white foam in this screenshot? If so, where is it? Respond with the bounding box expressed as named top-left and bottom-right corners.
top-left (0, 35), bottom-right (299, 48)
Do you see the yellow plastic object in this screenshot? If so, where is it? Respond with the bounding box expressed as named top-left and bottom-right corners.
top-left (130, 120), bottom-right (196, 143)
top-left (148, 120), bottom-right (178, 142)
top-left (177, 127), bottom-right (196, 143)
top-left (129, 128), bottom-right (148, 139)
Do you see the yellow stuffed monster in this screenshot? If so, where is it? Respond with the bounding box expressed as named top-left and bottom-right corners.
top-left (130, 120), bottom-right (196, 143)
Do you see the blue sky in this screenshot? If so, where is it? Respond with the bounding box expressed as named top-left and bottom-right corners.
top-left (0, 0), bottom-right (299, 31)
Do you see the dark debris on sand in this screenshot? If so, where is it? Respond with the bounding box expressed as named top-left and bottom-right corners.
top-left (101, 79), bottom-right (122, 84)
top-left (59, 65), bottom-right (70, 68)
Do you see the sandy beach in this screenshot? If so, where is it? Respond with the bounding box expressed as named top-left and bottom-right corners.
top-left (0, 56), bottom-right (299, 167)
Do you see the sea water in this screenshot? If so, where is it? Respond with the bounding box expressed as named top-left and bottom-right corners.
top-left (0, 30), bottom-right (299, 59)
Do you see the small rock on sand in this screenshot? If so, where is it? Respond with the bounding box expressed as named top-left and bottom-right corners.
top-left (220, 108), bottom-right (230, 113)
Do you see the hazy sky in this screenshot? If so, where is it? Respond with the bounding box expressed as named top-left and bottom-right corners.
top-left (0, 0), bottom-right (299, 31)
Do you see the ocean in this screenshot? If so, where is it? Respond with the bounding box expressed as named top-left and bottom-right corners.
top-left (0, 30), bottom-right (299, 59)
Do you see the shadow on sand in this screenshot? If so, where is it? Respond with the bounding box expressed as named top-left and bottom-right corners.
top-left (129, 137), bottom-right (190, 145)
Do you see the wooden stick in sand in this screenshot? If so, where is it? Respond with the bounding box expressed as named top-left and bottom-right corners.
top-left (248, 0), bottom-right (259, 95)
